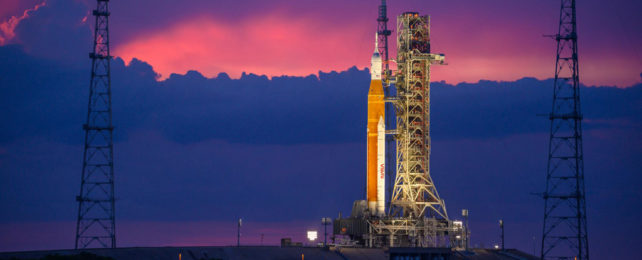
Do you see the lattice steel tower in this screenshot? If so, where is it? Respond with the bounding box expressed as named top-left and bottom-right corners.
top-left (390, 12), bottom-right (447, 220)
top-left (541, 0), bottom-right (588, 259)
top-left (75, 0), bottom-right (116, 249)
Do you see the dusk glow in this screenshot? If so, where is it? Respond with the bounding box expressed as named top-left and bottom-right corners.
top-left (111, 0), bottom-right (641, 86)
top-left (112, 6), bottom-right (641, 86)
top-left (1, 0), bottom-right (640, 86)
top-left (114, 14), bottom-right (369, 79)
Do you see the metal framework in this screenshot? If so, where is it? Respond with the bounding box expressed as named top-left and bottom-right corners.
top-left (541, 0), bottom-right (588, 259)
top-left (335, 10), bottom-right (464, 249)
top-left (389, 12), bottom-right (447, 220)
top-left (366, 12), bottom-right (454, 248)
top-left (377, 0), bottom-right (392, 81)
top-left (75, 0), bottom-right (116, 249)
top-left (367, 218), bottom-right (460, 248)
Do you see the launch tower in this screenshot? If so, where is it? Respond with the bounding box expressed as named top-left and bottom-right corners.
top-left (75, 0), bottom-right (116, 249)
top-left (366, 12), bottom-right (462, 248)
top-left (334, 9), bottom-right (465, 250)
top-left (389, 12), bottom-right (447, 220)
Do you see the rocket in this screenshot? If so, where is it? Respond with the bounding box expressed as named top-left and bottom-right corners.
top-left (367, 33), bottom-right (386, 216)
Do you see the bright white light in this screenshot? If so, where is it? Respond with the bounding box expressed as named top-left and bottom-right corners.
top-left (453, 221), bottom-right (463, 227)
top-left (307, 231), bottom-right (318, 241)
top-left (456, 235), bottom-right (461, 239)
top-left (494, 244), bottom-right (499, 249)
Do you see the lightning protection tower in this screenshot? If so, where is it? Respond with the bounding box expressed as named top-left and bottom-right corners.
top-left (75, 0), bottom-right (116, 249)
top-left (377, 0), bottom-right (392, 80)
top-left (541, 0), bottom-right (589, 259)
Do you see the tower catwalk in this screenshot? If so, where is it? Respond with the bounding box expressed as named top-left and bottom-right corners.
top-left (75, 0), bottom-right (116, 249)
top-left (541, 0), bottom-right (589, 259)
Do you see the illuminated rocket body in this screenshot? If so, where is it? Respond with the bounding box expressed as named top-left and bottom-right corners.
top-left (367, 34), bottom-right (386, 216)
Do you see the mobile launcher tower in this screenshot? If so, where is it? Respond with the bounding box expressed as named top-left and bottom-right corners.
top-left (334, 11), bottom-right (467, 249)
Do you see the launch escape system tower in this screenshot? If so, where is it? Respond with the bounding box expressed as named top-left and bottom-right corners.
top-left (334, 2), bottom-right (466, 248)
top-left (75, 0), bottom-right (116, 249)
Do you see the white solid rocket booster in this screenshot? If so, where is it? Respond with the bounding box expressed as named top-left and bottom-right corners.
top-left (377, 116), bottom-right (385, 216)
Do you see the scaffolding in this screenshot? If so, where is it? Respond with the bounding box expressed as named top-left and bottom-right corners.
top-left (367, 12), bottom-right (457, 248)
top-left (367, 217), bottom-right (462, 248)
top-left (333, 10), bottom-right (465, 250)
top-left (389, 12), bottom-right (447, 220)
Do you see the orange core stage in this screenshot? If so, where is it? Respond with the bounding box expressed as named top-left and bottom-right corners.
top-left (367, 33), bottom-right (385, 216)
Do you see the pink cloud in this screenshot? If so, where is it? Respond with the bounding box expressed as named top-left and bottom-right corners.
top-left (0, 1), bottom-right (46, 46)
top-left (113, 10), bottom-right (640, 87)
top-left (113, 13), bottom-right (371, 80)
top-left (4, 1), bottom-right (637, 87)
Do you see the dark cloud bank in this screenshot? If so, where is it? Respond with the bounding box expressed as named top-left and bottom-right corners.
top-left (1, 45), bottom-right (639, 145)
top-left (1, 45), bottom-right (641, 258)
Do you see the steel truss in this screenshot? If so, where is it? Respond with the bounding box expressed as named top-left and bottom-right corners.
top-left (367, 218), bottom-right (462, 248)
top-left (389, 12), bottom-right (447, 220)
top-left (75, 0), bottom-right (116, 249)
top-left (541, 0), bottom-right (589, 259)
top-left (367, 12), bottom-right (454, 249)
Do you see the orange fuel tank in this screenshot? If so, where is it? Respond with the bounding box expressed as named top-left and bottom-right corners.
top-left (367, 33), bottom-right (385, 216)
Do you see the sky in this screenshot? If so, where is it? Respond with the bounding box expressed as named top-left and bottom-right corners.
top-left (1, 0), bottom-right (641, 86)
top-left (0, 0), bottom-right (641, 259)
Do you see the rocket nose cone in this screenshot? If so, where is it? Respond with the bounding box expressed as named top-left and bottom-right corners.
top-left (371, 54), bottom-right (381, 62)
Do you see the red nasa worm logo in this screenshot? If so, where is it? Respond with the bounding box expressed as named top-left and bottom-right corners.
top-left (379, 164), bottom-right (385, 178)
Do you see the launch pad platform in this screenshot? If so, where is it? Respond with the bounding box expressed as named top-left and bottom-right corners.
top-left (0, 246), bottom-right (539, 260)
